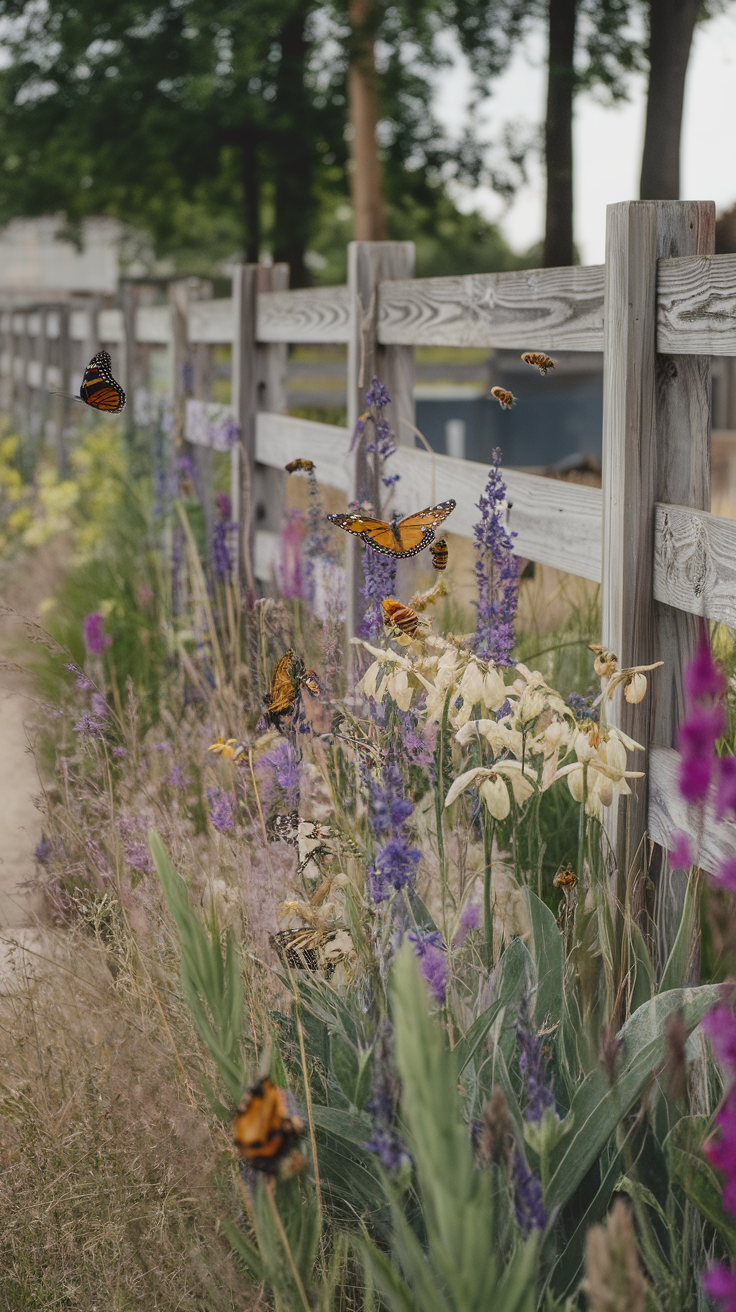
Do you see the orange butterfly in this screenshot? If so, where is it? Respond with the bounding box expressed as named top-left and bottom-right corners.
top-left (327, 499), bottom-right (456, 559)
top-left (233, 1076), bottom-right (304, 1175)
top-left (80, 351), bottom-right (126, 413)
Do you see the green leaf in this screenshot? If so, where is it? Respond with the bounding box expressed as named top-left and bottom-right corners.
top-left (659, 870), bottom-right (698, 993)
top-left (665, 1115), bottom-right (736, 1260)
top-left (545, 985), bottom-right (721, 1214)
top-left (149, 827), bottom-right (245, 1103)
top-left (454, 936), bottom-right (532, 1076)
top-left (330, 1033), bottom-right (373, 1111)
top-left (520, 889), bottom-right (563, 1028)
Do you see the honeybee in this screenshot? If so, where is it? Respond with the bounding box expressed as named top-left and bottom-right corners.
top-left (382, 597), bottom-right (419, 638)
top-left (285, 458), bottom-right (315, 473)
top-left (553, 868), bottom-right (577, 890)
top-left (429, 537), bottom-right (448, 571)
top-left (489, 387), bottom-right (516, 410)
top-left (521, 352), bottom-right (555, 376)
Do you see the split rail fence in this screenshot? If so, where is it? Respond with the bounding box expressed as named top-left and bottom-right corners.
top-left (2, 199), bottom-right (736, 884)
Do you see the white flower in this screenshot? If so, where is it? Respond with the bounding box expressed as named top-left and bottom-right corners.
top-left (459, 660), bottom-right (485, 707)
top-left (385, 668), bottom-right (413, 711)
top-left (480, 774), bottom-right (511, 820)
top-left (483, 667), bottom-right (507, 711)
top-left (455, 719), bottom-right (496, 746)
top-left (624, 672), bottom-right (647, 703)
top-left (357, 660), bottom-right (382, 699)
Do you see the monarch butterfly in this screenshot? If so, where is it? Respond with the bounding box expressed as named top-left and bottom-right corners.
top-left (285, 458), bottom-right (315, 473)
top-left (489, 387), bottom-right (516, 410)
top-left (264, 651), bottom-right (320, 727)
top-left (382, 598), bottom-right (419, 638)
top-left (521, 352), bottom-right (555, 376)
top-left (327, 499), bottom-right (455, 559)
top-left (429, 537), bottom-right (448, 571)
top-left (233, 1076), bottom-right (304, 1175)
top-left (80, 351), bottom-right (126, 413)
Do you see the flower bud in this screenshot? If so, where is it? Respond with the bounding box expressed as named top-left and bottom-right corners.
top-left (480, 773), bottom-right (511, 820)
top-left (624, 672), bottom-right (647, 703)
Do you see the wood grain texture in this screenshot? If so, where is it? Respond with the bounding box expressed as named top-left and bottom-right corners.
top-left (649, 744), bottom-right (736, 877)
top-left (377, 264), bottom-right (605, 349)
top-left (254, 264), bottom-right (289, 540)
top-left (653, 502), bottom-right (736, 627)
top-left (188, 297), bottom-right (234, 344)
top-left (254, 411), bottom-right (602, 576)
top-left (658, 251), bottom-right (736, 355)
top-left (347, 241), bottom-right (416, 643)
top-left (257, 285), bottom-right (351, 343)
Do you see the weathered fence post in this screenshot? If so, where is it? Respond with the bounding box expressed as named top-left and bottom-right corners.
top-left (56, 302), bottom-right (71, 473)
top-left (601, 200), bottom-right (714, 914)
top-left (232, 262), bottom-right (289, 595)
top-left (346, 241), bottom-right (415, 643)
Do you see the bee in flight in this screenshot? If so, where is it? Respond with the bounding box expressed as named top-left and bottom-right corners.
top-left (489, 387), bottom-right (516, 410)
top-left (232, 1076), bottom-right (304, 1177)
top-left (285, 458), bottom-right (315, 473)
top-left (521, 352), bottom-right (555, 376)
top-left (326, 499), bottom-right (455, 559)
top-left (553, 868), bottom-right (577, 890)
top-left (429, 537), bottom-right (448, 571)
top-left (382, 598), bottom-right (419, 638)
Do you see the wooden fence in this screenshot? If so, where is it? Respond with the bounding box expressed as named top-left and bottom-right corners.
top-left (3, 199), bottom-right (736, 885)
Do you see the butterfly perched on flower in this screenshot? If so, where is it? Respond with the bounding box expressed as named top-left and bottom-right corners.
top-left (233, 1076), bottom-right (304, 1176)
top-left (80, 351), bottom-right (126, 413)
top-left (264, 650), bottom-right (321, 727)
top-left (327, 499), bottom-right (455, 559)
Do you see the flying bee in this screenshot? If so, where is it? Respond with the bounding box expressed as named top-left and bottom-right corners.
top-left (489, 386), bottom-right (516, 410)
top-left (553, 868), bottom-right (577, 890)
top-left (285, 458), bottom-right (315, 473)
top-left (429, 537), bottom-right (448, 571)
top-left (382, 597), bottom-right (419, 638)
top-left (301, 670), bottom-right (321, 697)
top-left (521, 352), bottom-right (555, 376)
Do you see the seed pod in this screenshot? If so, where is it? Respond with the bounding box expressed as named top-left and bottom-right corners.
top-left (382, 597), bottom-right (419, 638)
top-left (489, 386), bottom-right (516, 410)
top-left (429, 537), bottom-right (448, 570)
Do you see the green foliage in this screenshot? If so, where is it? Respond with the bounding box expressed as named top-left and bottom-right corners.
top-left (359, 945), bottom-right (540, 1312)
top-left (150, 827), bottom-right (246, 1104)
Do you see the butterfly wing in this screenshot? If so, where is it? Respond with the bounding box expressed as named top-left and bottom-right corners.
top-left (233, 1077), bottom-right (303, 1170)
top-left (80, 351), bottom-right (126, 413)
top-left (266, 650), bottom-right (297, 719)
top-left (390, 499), bottom-right (456, 556)
top-left (326, 512), bottom-right (397, 551)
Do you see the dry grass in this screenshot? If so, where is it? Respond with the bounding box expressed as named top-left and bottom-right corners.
top-left (0, 915), bottom-right (258, 1311)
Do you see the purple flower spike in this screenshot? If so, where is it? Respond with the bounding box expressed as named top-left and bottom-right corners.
top-left (83, 612), bottom-right (112, 657)
top-left (472, 449), bottom-right (520, 665)
top-left (206, 788), bottom-right (237, 833)
top-left (516, 993), bottom-right (555, 1123)
top-left (685, 637), bottom-right (727, 702)
top-left (715, 858), bottom-right (736, 895)
top-left (703, 1265), bottom-right (736, 1312)
top-left (408, 928), bottom-right (448, 1004)
top-left (513, 1151), bottom-right (547, 1236)
top-left (361, 546), bottom-right (397, 640)
top-left (453, 901), bottom-right (480, 946)
top-left (668, 829), bottom-right (694, 871)
top-left (717, 757), bottom-right (736, 821)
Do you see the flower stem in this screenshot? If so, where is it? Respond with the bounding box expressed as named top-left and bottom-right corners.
top-left (263, 1178), bottom-right (312, 1312)
top-left (483, 816), bottom-right (496, 970)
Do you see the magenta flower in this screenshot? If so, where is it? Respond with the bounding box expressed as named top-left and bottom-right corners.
top-left (685, 637), bottom-right (727, 701)
top-left (669, 829), bottom-right (694, 870)
top-left (453, 901), bottom-right (480, 946)
top-left (715, 858), bottom-right (736, 896)
top-left (703, 1263), bottom-right (736, 1310)
top-left (677, 701), bottom-right (726, 803)
top-left (717, 757), bottom-right (736, 821)
top-left (83, 612), bottom-right (112, 657)
top-left (408, 929), bottom-right (448, 1004)
top-left (278, 510), bottom-right (306, 601)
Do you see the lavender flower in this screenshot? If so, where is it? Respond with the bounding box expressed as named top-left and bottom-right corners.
top-left (74, 713), bottom-right (106, 739)
top-left (364, 1022), bottom-right (412, 1178)
top-left (408, 928), bottom-right (448, 1003)
top-left (113, 746), bottom-right (128, 758)
top-left (278, 510), bottom-right (306, 601)
top-left (211, 520), bottom-right (234, 580)
top-left (34, 836), bottom-right (51, 864)
top-left (206, 788), bottom-right (237, 833)
top-left (83, 613), bottom-right (112, 657)
top-left (367, 762), bottom-right (420, 902)
top-left (566, 691), bottom-right (599, 724)
top-left (676, 638), bottom-right (726, 804)
top-left (453, 901), bottom-right (480, 946)
top-left (124, 842), bottom-right (155, 875)
top-left (513, 1151), bottom-right (548, 1236)
top-left (361, 546), bottom-right (397, 640)
top-left (216, 492), bottom-right (231, 520)
top-left (472, 449), bottom-right (520, 665)
top-left (256, 740), bottom-right (301, 811)
top-left (91, 693), bottom-right (109, 719)
top-left (167, 765), bottom-right (185, 788)
top-left (668, 829), bottom-right (694, 870)
top-left (516, 992), bottom-right (555, 1122)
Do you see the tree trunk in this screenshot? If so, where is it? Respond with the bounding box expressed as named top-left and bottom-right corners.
top-left (639, 0), bottom-right (700, 200)
top-left (347, 0), bottom-right (389, 242)
top-left (542, 0), bottom-right (577, 269)
top-left (272, 0), bottom-right (316, 287)
top-left (242, 131), bottom-right (260, 264)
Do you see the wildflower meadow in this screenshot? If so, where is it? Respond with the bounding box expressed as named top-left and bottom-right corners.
top-left (2, 382), bottom-right (736, 1312)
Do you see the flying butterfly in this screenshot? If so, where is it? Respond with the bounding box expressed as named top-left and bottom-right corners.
top-left (521, 352), bottom-right (555, 376)
top-left (285, 458), bottom-right (315, 473)
top-left (489, 387), bottom-right (516, 410)
top-left (79, 351), bottom-right (126, 413)
top-left (429, 537), bottom-right (448, 571)
top-left (382, 597), bottom-right (419, 639)
top-left (327, 499), bottom-right (456, 559)
top-left (233, 1076), bottom-right (304, 1176)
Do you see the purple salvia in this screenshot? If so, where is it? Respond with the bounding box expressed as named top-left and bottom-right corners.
top-left (277, 510), bottom-right (307, 601)
top-left (361, 546), bottom-right (397, 640)
top-left (124, 842), bottom-right (155, 874)
top-left (83, 613), bottom-right (112, 657)
top-left (408, 928), bottom-right (448, 1004)
top-left (206, 788), bottom-right (237, 833)
top-left (364, 1021), bottom-right (412, 1177)
top-left (472, 449), bottom-right (520, 665)
top-left (513, 1151), bottom-right (548, 1236)
top-left (366, 761), bottom-right (419, 902)
top-left (516, 992), bottom-right (555, 1122)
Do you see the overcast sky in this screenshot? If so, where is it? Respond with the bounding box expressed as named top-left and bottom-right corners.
top-left (432, 6), bottom-right (736, 266)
